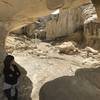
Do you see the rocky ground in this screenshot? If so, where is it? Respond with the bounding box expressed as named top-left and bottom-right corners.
top-left (1, 33), bottom-right (100, 100)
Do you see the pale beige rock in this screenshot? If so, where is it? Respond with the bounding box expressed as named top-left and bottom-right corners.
top-left (1, 32), bottom-right (100, 100)
top-left (46, 3), bottom-right (97, 40)
top-left (46, 8), bottom-right (83, 40)
top-left (57, 42), bottom-right (79, 54)
top-left (0, 1), bottom-right (99, 100)
top-left (0, 0), bottom-right (90, 31)
top-left (85, 46), bottom-right (99, 54)
top-left (0, 0), bottom-right (92, 64)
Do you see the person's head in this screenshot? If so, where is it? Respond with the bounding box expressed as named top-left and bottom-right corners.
top-left (4, 55), bottom-right (14, 69)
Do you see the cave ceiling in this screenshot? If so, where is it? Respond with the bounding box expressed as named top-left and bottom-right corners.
top-left (0, 0), bottom-right (99, 31)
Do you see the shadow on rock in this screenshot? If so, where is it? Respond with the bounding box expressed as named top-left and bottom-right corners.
top-left (39, 67), bottom-right (100, 100)
top-left (16, 63), bottom-right (33, 100)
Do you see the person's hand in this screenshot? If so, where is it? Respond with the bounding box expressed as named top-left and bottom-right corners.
top-left (9, 74), bottom-right (13, 77)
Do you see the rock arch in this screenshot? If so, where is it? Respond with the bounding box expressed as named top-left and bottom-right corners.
top-left (0, 0), bottom-right (99, 100)
top-left (0, 0), bottom-right (94, 63)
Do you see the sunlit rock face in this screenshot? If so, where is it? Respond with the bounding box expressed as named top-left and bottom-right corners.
top-left (10, 2), bottom-right (97, 43)
top-left (91, 0), bottom-right (100, 19)
top-left (0, 0), bottom-right (91, 31)
top-left (0, 0), bottom-right (99, 100)
top-left (0, 0), bottom-right (92, 62)
top-left (46, 8), bottom-right (83, 40)
top-left (81, 3), bottom-right (97, 24)
top-left (46, 3), bottom-right (97, 40)
top-left (84, 21), bottom-right (100, 50)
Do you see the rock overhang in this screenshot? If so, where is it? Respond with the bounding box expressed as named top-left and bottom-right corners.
top-left (0, 0), bottom-right (99, 32)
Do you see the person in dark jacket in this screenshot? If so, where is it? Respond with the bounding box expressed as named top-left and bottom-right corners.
top-left (3, 55), bottom-right (21, 100)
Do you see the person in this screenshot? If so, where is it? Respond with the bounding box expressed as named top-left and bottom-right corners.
top-left (3, 55), bottom-right (21, 100)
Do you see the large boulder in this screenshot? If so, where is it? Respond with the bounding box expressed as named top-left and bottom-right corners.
top-left (39, 67), bottom-right (100, 100)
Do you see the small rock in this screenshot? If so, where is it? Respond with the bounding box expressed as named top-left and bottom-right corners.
top-left (56, 41), bottom-right (79, 55)
top-left (85, 47), bottom-right (98, 55)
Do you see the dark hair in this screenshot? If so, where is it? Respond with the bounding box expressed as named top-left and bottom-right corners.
top-left (4, 55), bottom-right (14, 69)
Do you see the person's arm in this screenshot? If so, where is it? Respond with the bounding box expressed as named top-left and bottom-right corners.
top-left (3, 68), bottom-right (14, 80)
top-left (13, 65), bottom-right (21, 77)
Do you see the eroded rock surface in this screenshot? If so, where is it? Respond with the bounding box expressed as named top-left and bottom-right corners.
top-left (0, 33), bottom-right (99, 100)
top-left (0, 0), bottom-right (100, 100)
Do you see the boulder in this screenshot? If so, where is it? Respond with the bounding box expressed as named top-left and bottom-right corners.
top-left (57, 41), bottom-right (79, 55)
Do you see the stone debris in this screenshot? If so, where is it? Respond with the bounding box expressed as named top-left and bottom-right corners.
top-left (3, 32), bottom-right (100, 100)
top-left (56, 41), bottom-right (79, 55)
top-left (84, 46), bottom-right (99, 55)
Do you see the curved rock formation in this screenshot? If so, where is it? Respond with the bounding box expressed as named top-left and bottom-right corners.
top-left (0, 0), bottom-right (93, 63)
top-left (0, 0), bottom-right (90, 31)
top-left (0, 1), bottom-right (99, 100)
top-left (46, 3), bottom-right (97, 40)
top-left (39, 67), bottom-right (100, 100)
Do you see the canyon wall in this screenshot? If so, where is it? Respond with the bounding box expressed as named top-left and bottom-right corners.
top-left (46, 3), bottom-right (97, 40)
